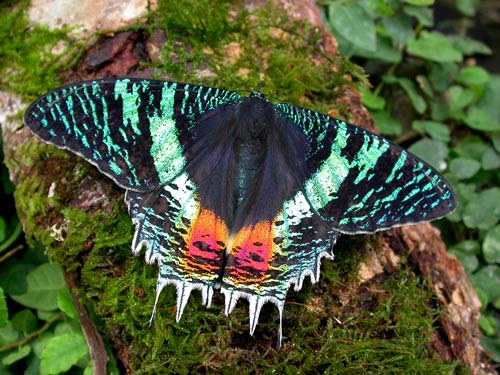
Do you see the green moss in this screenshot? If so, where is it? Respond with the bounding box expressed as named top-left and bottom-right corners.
top-left (6, 0), bottom-right (463, 372)
top-left (0, 1), bottom-right (82, 100)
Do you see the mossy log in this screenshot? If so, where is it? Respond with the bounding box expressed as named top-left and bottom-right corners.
top-left (1, 0), bottom-right (495, 374)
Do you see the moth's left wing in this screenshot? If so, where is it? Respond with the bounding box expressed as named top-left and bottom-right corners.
top-left (125, 172), bottom-right (229, 322)
top-left (25, 78), bottom-right (242, 192)
top-left (275, 103), bottom-right (456, 234)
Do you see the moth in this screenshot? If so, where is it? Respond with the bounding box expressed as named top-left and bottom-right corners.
top-left (25, 78), bottom-right (456, 346)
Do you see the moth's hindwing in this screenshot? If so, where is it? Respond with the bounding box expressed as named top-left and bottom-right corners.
top-left (275, 103), bottom-right (457, 234)
top-left (24, 78), bottom-right (242, 192)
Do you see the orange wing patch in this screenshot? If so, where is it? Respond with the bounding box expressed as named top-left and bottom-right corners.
top-left (226, 220), bottom-right (276, 285)
top-left (181, 208), bottom-right (229, 279)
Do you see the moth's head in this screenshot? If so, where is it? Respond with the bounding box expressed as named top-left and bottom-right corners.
top-left (235, 94), bottom-right (275, 139)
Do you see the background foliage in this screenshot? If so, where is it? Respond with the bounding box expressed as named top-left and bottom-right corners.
top-left (321, 0), bottom-right (500, 365)
top-left (0, 0), bottom-right (498, 373)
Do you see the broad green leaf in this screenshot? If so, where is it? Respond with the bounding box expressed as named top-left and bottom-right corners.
top-left (448, 251), bottom-right (478, 274)
top-left (352, 35), bottom-right (402, 63)
top-left (482, 147), bottom-right (500, 170)
top-left (412, 120), bottom-right (450, 142)
top-left (397, 77), bottom-right (427, 114)
top-left (381, 15), bottom-right (413, 46)
top-left (57, 289), bottom-right (78, 321)
top-left (0, 322), bottom-right (19, 346)
top-left (1, 345), bottom-right (31, 366)
top-left (463, 188), bottom-right (500, 230)
top-left (372, 110), bottom-right (402, 136)
top-left (448, 240), bottom-right (480, 273)
top-left (0, 263), bottom-right (30, 296)
top-left (328, 2), bottom-right (376, 52)
top-left (447, 86), bottom-right (475, 118)
top-left (493, 133), bottom-right (500, 153)
top-left (454, 135), bottom-right (487, 160)
top-left (359, 87), bottom-right (386, 110)
top-left (451, 35), bottom-right (492, 55)
top-left (408, 138), bottom-right (448, 171)
top-left (456, 66), bottom-right (490, 87)
top-left (403, 5), bottom-right (433, 26)
top-left (0, 288), bottom-right (7, 328)
top-left (476, 75), bottom-right (500, 125)
top-left (40, 333), bottom-right (88, 375)
top-left (430, 100), bottom-right (449, 121)
top-left (12, 309), bottom-right (38, 334)
top-left (483, 225), bottom-right (500, 264)
top-left (429, 62), bottom-right (458, 92)
top-left (403, 0), bottom-right (434, 5)
top-left (10, 263), bottom-right (65, 311)
top-left (456, 0), bottom-right (479, 16)
top-left (471, 266), bottom-right (500, 306)
top-left (481, 336), bottom-right (500, 363)
top-left (407, 32), bottom-right (462, 62)
top-left (479, 315), bottom-right (497, 336)
top-left (465, 107), bottom-right (500, 132)
top-left (449, 158), bottom-right (480, 180)
top-left (0, 217), bottom-right (6, 243)
top-left (449, 240), bottom-right (481, 255)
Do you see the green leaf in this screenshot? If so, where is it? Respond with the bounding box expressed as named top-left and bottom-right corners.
top-left (372, 110), bottom-right (402, 136)
top-left (449, 158), bottom-right (481, 180)
top-left (476, 75), bottom-right (500, 125)
top-left (328, 2), bottom-right (376, 52)
top-left (381, 15), bottom-right (413, 46)
top-left (412, 120), bottom-right (450, 142)
top-left (0, 217), bottom-right (6, 243)
top-left (446, 86), bottom-right (475, 118)
top-left (1, 345), bottom-right (31, 366)
top-left (450, 240), bottom-right (481, 255)
top-left (403, 0), bottom-right (434, 5)
top-left (0, 288), bottom-right (7, 328)
top-left (479, 315), bottom-right (497, 336)
top-left (403, 5), bottom-right (433, 26)
top-left (454, 135), bottom-right (487, 160)
top-left (483, 225), bottom-right (500, 264)
top-left (456, 0), bottom-right (479, 16)
top-left (463, 188), bottom-right (500, 230)
top-left (40, 333), bottom-right (88, 375)
top-left (0, 322), bottom-right (19, 346)
top-left (352, 35), bottom-right (402, 63)
top-left (10, 264), bottom-right (66, 311)
top-left (464, 107), bottom-right (500, 132)
top-left (456, 66), bottom-right (490, 87)
top-left (397, 77), bottom-right (427, 114)
top-left (449, 252), bottom-right (478, 274)
top-left (493, 133), bottom-right (500, 153)
top-left (471, 266), bottom-right (500, 306)
top-left (11, 309), bottom-right (38, 334)
top-left (481, 336), bottom-right (500, 363)
top-left (408, 138), bottom-right (448, 171)
top-left (451, 35), bottom-right (492, 56)
top-left (429, 62), bottom-right (459, 92)
top-left (57, 289), bottom-right (78, 321)
top-left (482, 147), bottom-right (500, 170)
top-left (407, 31), bottom-right (462, 62)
